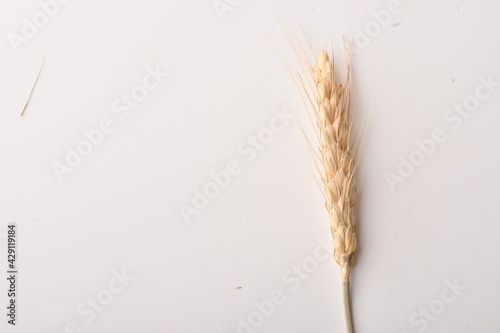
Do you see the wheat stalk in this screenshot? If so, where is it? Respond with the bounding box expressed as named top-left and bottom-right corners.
top-left (294, 44), bottom-right (357, 332)
top-left (280, 26), bottom-right (359, 331)
top-left (315, 47), bottom-right (357, 333)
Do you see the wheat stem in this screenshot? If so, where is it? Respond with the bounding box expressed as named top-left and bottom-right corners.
top-left (343, 280), bottom-right (354, 333)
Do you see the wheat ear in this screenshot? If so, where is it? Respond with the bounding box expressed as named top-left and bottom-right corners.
top-left (311, 48), bottom-right (357, 333)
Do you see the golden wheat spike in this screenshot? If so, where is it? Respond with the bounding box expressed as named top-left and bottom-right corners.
top-left (301, 46), bottom-right (357, 333)
top-left (280, 25), bottom-right (358, 331)
top-left (313, 49), bottom-right (356, 333)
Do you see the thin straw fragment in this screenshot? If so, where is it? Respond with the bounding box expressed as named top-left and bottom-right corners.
top-left (20, 53), bottom-right (45, 117)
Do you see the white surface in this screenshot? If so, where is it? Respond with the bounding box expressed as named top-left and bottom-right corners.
top-left (1, 0), bottom-right (500, 332)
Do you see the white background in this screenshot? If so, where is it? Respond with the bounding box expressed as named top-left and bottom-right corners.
top-left (1, 0), bottom-right (500, 332)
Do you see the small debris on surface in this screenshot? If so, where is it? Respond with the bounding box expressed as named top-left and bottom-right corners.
top-left (20, 53), bottom-right (45, 117)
